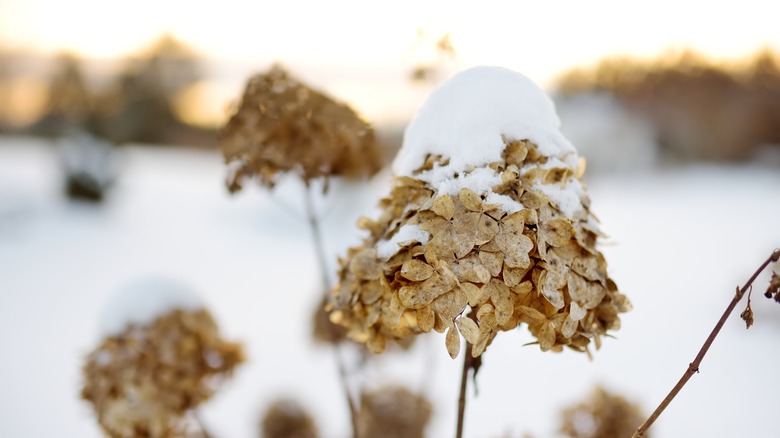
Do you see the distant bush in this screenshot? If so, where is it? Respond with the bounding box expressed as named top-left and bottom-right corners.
top-left (557, 50), bottom-right (780, 162)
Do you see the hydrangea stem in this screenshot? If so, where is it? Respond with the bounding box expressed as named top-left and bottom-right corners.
top-left (194, 410), bottom-right (212, 438)
top-left (303, 183), bottom-right (331, 294)
top-left (456, 342), bottom-right (473, 438)
top-left (302, 182), bottom-right (359, 438)
top-left (633, 249), bottom-right (780, 437)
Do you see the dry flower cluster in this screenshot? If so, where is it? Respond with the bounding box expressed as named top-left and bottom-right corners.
top-left (357, 386), bottom-right (432, 438)
top-left (330, 138), bottom-right (630, 358)
top-left (765, 271), bottom-right (780, 302)
top-left (81, 309), bottom-right (243, 438)
top-left (559, 386), bottom-right (648, 438)
top-left (261, 399), bottom-right (319, 438)
top-left (218, 65), bottom-right (383, 192)
top-left (740, 270), bottom-right (780, 329)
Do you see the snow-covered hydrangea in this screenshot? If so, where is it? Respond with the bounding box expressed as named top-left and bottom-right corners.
top-left (81, 278), bottom-right (243, 437)
top-left (329, 66), bottom-right (630, 358)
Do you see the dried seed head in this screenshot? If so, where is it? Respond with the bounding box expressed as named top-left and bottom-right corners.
top-left (559, 386), bottom-right (649, 438)
top-left (766, 271), bottom-right (780, 301)
top-left (261, 399), bottom-right (318, 438)
top-left (81, 308), bottom-right (244, 437)
top-left (328, 68), bottom-right (628, 358)
top-left (219, 65), bottom-right (383, 191)
top-left (357, 386), bottom-right (432, 438)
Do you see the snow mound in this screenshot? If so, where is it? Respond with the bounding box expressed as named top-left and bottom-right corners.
top-left (395, 66), bottom-right (577, 178)
top-left (99, 276), bottom-right (203, 336)
top-left (393, 66), bottom-right (579, 212)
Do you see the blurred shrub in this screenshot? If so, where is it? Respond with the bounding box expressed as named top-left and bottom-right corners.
top-left (557, 50), bottom-right (780, 162)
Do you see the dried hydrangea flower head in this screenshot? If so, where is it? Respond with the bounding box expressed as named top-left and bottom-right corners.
top-left (357, 386), bottom-right (432, 438)
top-left (81, 278), bottom-right (244, 438)
top-left (559, 386), bottom-right (648, 438)
top-left (219, 64), bottom-right (383, 192)
top-left (329, 66), bottom-right (630, 358)
top-left (261, 399), bottom-right (319, 438)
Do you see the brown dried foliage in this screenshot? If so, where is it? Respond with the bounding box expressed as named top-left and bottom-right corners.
top-left (329, 139), bottom-right (629, 358)
top-left (559, 386), bottom-right (648, 438)
top-left (81, 309), bottom-right (244, 438)
top-left (219, 65), bottom-right (383, 191)
top-left (357, 386), bottom-right (432, 438)
top-left (311, 294), bottom-right (348, 345)
top-left (261, 399), bottom-right (318, 438)
top-left (765, 271), bottom-right (780, 302)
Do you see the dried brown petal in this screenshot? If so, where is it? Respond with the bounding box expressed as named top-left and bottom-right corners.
top-left (538, 320), bottom-right (556, 351)
top-left (540, 217), bottom-right (576, 247)
top-left (445, 325), bottom-right (461, 358)
top-left (400, 259), bottom-right (434, 282)
top-left (459, 188), bottom-right (484, 212)
top-left (431, 195), bottom-right (455, 220)
top-left (561, 316), bottom-right (578, 339)
top-left (361, 280), bottom-right (385, 305)
top-left (455, 317), bottom-right (481, 345)
top-left (496, 214), bottom-right (533, 268)
top-left (367, 330), bottom-right (387, 353)
top-left (518, 305), bottom-right (546, 323)
top-left (503, 264), bottom-right (530, 288)
top-left (349, 249), bottom-right (382, 280)
top-left (460, 282), bottom-right (484, 307)
top-left (511, 280), bottom-right (533, 297)
top-left (520, 190), bottom-right (548, 209)
top-left (567, 272), bottom-right (607, 309)
top-left (431, 287), bottom-right (469, 322)
top-left (452, 254), bottom-right (492, 284)
top-left (569, 301), bottom-right (587, 321)
top-left (478, 250), bottom-right (504, 277)
top-left (503, 140), bottom-right (529, 166)
top-left (539, 269), bottom-right (566, 309)
top-left (416, 307), bottom-right (435, 333)
top-left (487, 280), bottom-right (514, 326)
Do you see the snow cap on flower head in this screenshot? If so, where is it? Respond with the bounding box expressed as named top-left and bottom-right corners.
top-left (329, 66), bottom-right (630, 358)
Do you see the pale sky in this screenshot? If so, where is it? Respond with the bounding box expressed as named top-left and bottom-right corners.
top-left (2, 0), bottom-right (779, 125)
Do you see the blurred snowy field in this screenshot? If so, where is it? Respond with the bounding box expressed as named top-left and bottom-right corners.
top-left (1, 137), bottom-right (779, 438)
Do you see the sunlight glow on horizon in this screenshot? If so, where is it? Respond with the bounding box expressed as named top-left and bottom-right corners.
top-left (3, 1), bottom-right (780, 72)
top-left (2, 0), bottom-right (780, 127)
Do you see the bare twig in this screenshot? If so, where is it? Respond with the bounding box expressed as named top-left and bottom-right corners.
top-left (303, 183), bottom-right (332, 291)
top-left (302, 183), bottom-right (359, 438)
top-left (456, 343), bottom-right (473, 438)
top-left (633, 248), bottom-right (780, 437)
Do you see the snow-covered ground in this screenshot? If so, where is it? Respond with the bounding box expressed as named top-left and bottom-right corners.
top-left (1, 137), bottom-right (779, 438)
